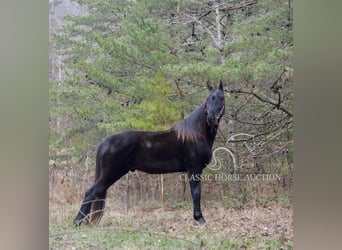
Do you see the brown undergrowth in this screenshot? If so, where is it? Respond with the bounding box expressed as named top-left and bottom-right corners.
top-left (49, 165), bottom-right (293, 249)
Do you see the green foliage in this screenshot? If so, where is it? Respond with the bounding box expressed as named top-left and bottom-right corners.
top-left (49, 3), bottom-right (293, 247)
top-left (129, 74), bottom-right (182, 130)
top-left (50, 0), bottom-right (293, 168)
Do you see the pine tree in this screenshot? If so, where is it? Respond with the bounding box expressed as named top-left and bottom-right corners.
top-left (50, 0), bottom-right (293, 169)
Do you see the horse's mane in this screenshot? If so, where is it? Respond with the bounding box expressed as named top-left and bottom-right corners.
top-left (173, 102), bottom-right (207, 142)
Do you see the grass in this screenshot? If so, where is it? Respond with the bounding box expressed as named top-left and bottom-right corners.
top-left (50, 228), bottom-right (291, 249)
top-left (50, 202), bottom-right (293, 249)
top-left (50, 227), bottom-right (196, 249)
top-left (49, 166), bottom-right (293, 249)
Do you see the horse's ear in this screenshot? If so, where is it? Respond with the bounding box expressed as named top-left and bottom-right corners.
top-left (219, 80), bottom-right (223, 90)
top-left (207, 82), bottom-right (213, 91)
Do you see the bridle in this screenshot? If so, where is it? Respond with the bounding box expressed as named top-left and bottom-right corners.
top-left (204, 101), bottom-right (225, 127)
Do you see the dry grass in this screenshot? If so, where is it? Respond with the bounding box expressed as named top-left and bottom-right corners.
top-left (103, 203), bottom-right (293, 240)
top-left (50, 203), bottom-right (292, 249)
top-left (49, 166), bottom-right (293, 249)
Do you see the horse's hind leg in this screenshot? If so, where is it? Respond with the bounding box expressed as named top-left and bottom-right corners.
top-left (73, 179), bottom-right (113, 227)
top-left (73, 186), bottom-right (96, 226)
top-left (73, 164), bottom-right (129, 226)
top-left (73, 178), bottom-right (114, 226)
top-left (87, 177), bottom-right (113, 224)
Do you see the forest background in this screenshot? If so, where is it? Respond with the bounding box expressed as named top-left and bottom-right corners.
top-left (49, 0), bottom-right (293, 248)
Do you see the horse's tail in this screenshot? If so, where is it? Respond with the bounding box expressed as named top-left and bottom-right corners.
top-left (90, 194), bottom-right (106, 225)
top-left (89, 149), bottom-right (106, 225)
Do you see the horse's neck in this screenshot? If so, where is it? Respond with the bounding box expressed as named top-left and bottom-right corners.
top-left (205, 125), bottom-right (218, 148)
top-left (196, 102), bottom-right (218, 147)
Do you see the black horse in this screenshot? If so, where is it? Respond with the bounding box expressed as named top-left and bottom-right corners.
top-left (74, 81), bottom-right (225, 226)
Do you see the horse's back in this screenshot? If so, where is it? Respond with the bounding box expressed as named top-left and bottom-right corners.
top-left (97, 130), bottom-right (141, 158)
top-left (98, 129), bottom-right (186, 174)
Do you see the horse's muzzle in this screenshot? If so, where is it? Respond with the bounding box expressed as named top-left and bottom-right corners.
top-left (207, 115), bottom-right (220, 127)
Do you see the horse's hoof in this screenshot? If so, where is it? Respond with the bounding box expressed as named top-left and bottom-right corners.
top-left (197, 217), bottom-right (206, 224)
top-left (73, 219), bottom-right (82, 227)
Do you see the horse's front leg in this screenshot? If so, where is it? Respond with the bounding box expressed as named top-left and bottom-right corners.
top-left (188, 172), bottom-right (206, 224)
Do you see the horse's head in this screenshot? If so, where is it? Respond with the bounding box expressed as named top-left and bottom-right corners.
top-left (205, 80), bottom-right (225, 128)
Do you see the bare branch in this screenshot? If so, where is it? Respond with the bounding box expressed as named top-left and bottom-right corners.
top-left (184, 13), bottom-right (223, 51)
top-left (226, 89), bottom-right (293, 117)
top-left (219, 0), bottom-right (259, 12)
